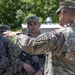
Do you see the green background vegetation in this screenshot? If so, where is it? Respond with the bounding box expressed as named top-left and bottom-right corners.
top-left (0, 0), bottom-right (75, 30)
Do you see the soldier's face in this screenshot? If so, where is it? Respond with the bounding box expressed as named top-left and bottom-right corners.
top-left (27, 21), bottom-right (41, 34)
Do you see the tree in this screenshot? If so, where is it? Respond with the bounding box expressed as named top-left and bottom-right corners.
top-left (0, 0), bottom-right (75, 30)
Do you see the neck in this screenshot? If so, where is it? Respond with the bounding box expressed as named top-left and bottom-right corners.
top-left (29, 31), bottom-right (40, 38)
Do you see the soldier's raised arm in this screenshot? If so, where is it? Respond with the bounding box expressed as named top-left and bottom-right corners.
top-left (3, 30), bottom-right (65, 54)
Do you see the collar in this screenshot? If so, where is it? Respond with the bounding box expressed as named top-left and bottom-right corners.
top-left (28, 31), bottom-right (41, 37)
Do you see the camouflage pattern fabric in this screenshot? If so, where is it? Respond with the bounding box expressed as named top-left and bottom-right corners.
top-left (11, 25), bottom-right (65, 75)
top-left (20, 32), bottom-right (45, 74)
top-left (0, 35), bottom-right (23, 75)
top-left (13, 29), bottom-right (64, 54)
top-left (11, 43), bottom-right (24, 75)
top-left (11, 23), bottom-right (75, 75)
top-left (20, 51), bottom-right (45, 72)
top-left (0, 35), bottom-right (14, 75)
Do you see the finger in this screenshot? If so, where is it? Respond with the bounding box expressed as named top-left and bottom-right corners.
top-left (27, 70), bottom-right (35, 75)
top-left (26, 66), bottom-right (35, 75)
top-left (28, 67), bottom-right (35, 75)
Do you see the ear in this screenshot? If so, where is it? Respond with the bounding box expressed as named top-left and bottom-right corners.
top-left (60, 11), bottom-right (64, 18)
top-left (39, 23), bottom-right (41, 27)
top-left (27, 25), bottom-right (29, 29)
top-left (39, 24), bottom-right (41, 27)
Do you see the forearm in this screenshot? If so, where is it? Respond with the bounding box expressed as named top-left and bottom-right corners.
top-left (15, 32), bottom-right (58, 54)
top-left (7, 31), bottom-right (65, 55)
top-left (3, 30), bottom-right (56, 54)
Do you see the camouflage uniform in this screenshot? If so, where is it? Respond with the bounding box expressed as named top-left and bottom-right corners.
top-left (8, 1), bottom-right (75, 75)
top-left (11, 24), bottom-right (75, 75)
top-left (20, 31), bottom-right (45, 75)
top-left (0, 25), bottom-right (13, 75)
top-left (20, 15), bottom-right (45, 75)
top-left (0, 35), bottom-right (14, 75)
top-left (0, 25), bottom-right (23, 75)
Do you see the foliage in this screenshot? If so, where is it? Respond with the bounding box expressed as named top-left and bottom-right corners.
top-left (0, 0), bottom-right (75, 30)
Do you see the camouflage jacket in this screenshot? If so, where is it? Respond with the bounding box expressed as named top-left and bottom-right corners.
top-left (20, 31), bottom-right (45, 73)
top-left (0, 35), bottom-right (23, 75)
top-left (11, 23), bottom-right (75, 75)
top-left (0, 35), bottom-right (14, 75)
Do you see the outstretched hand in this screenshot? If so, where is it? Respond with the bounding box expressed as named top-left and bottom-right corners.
top-left (3, 30), bottom-right (14, 37)
top-left (3, 30), bottom-right (20, 37)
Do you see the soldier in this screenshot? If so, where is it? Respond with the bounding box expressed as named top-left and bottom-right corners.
top-left (20, 16), bottom-right (45, 75)
top-left (3, 1), bottom-right (75, 75)
top-left (0, 25), bottom-right (25, 75)
top-left (0, 24), bottom-right (13, 75)
top-left (0, 27), bottom-right (14, 75)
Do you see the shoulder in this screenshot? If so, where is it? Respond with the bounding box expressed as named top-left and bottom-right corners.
top-left (55, 24), bottom-right (73, 34)
top-left (0, 36), bottom-right (12, 44)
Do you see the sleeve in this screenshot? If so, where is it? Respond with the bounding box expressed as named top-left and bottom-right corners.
top-left (5, 38), bottom-right (24, 74)
top-left (12, 32), bottom-right (65, 54)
